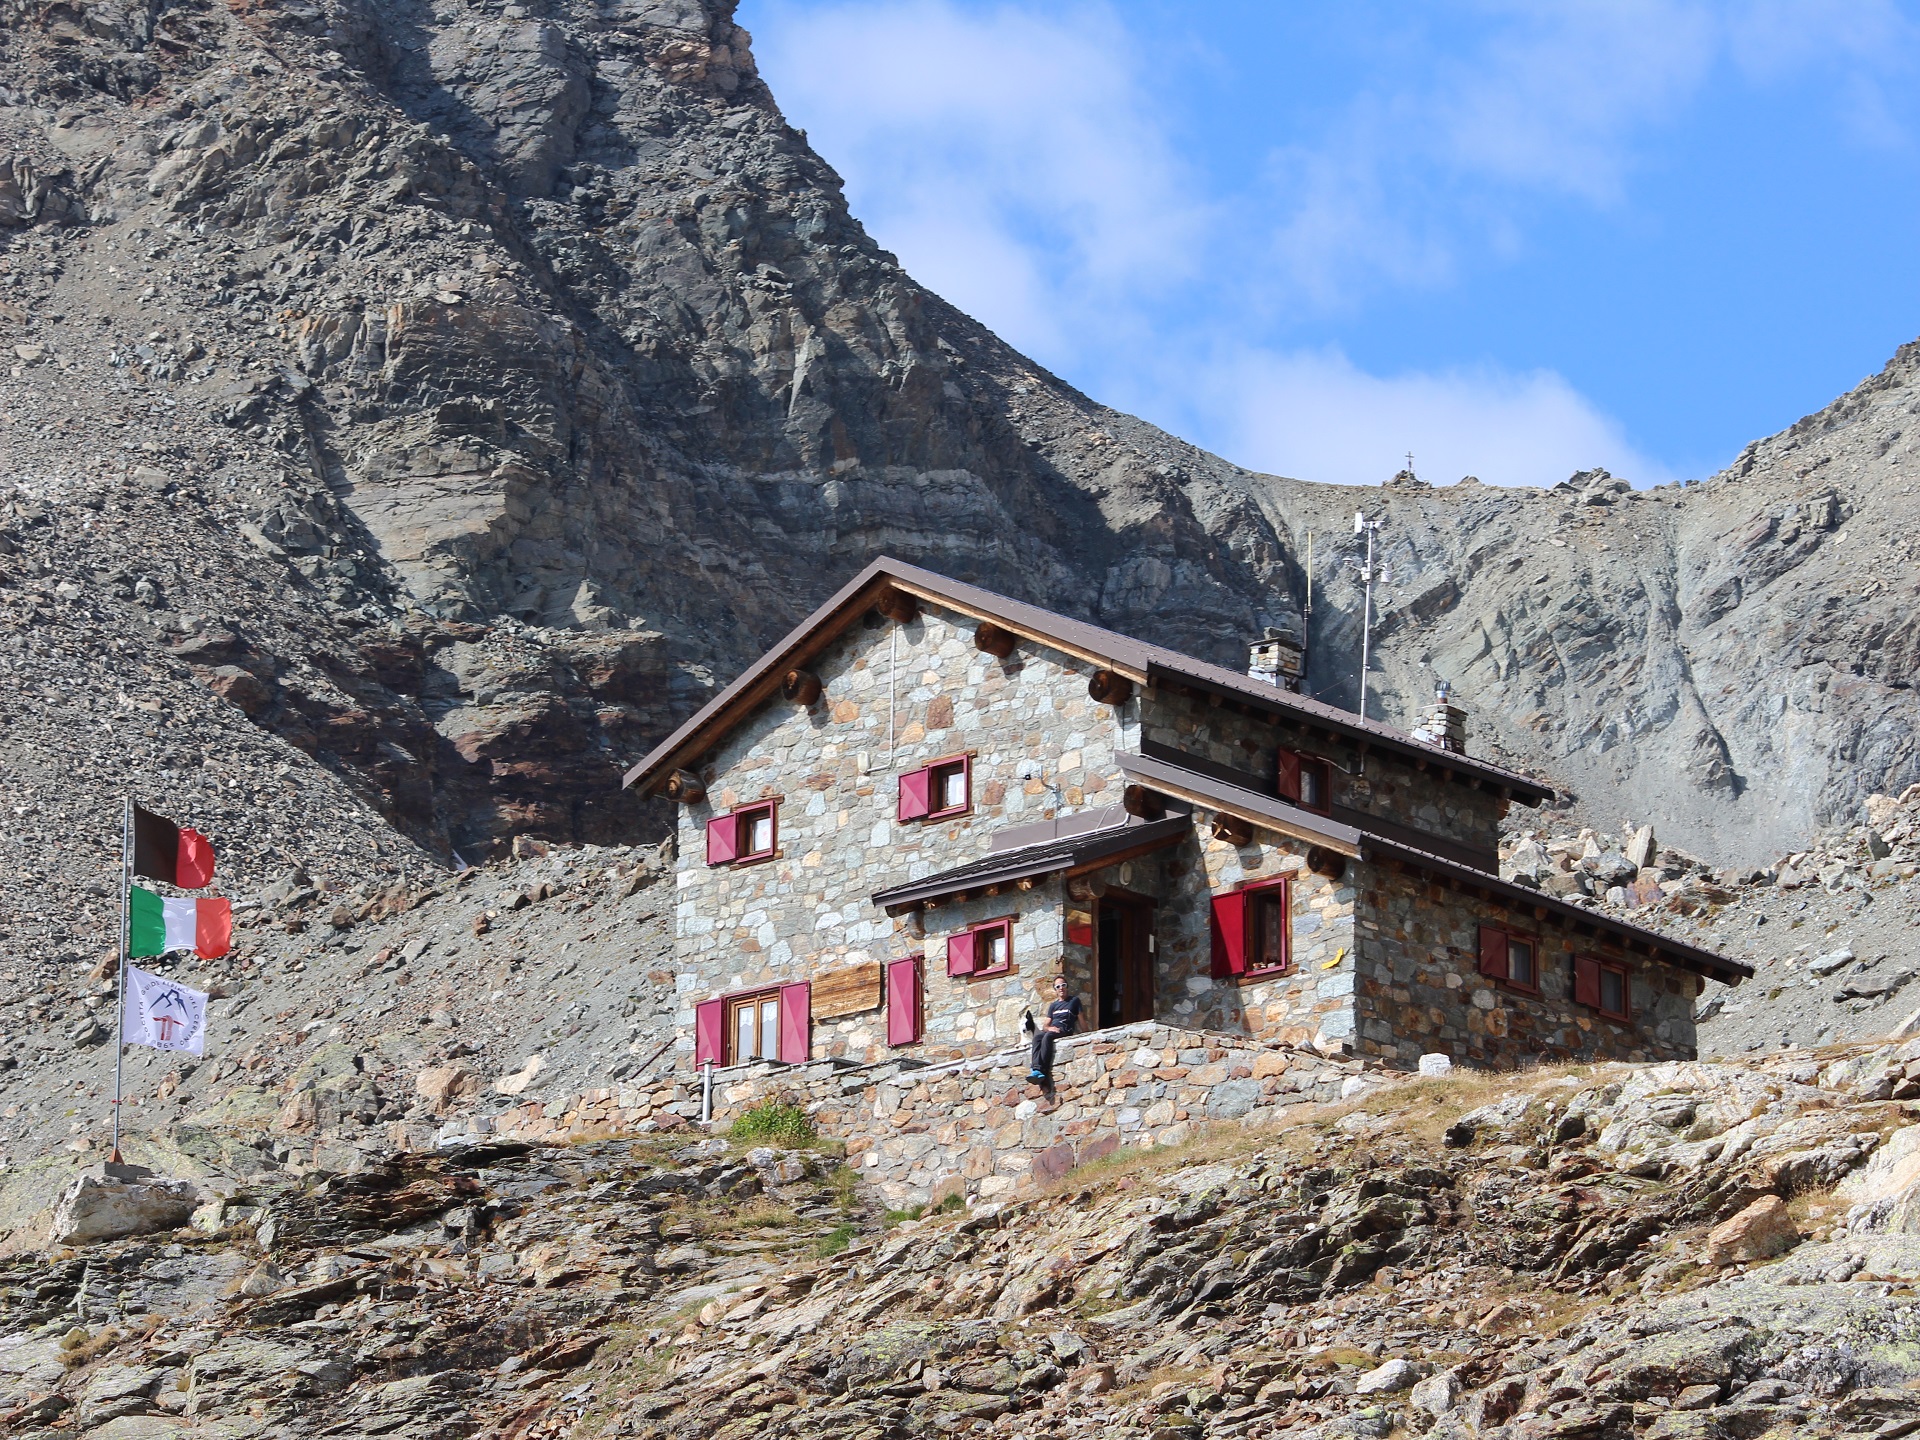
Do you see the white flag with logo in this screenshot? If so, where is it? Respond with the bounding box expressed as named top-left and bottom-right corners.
top-left (120, 965), bottom-right (209, 1055)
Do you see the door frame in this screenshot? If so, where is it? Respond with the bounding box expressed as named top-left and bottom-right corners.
top-left (1093, 888), bottom-right (1157, 1027)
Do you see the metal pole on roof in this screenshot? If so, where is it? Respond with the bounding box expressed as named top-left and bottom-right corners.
top-left (1354, 510), bottom-right (1379, 720)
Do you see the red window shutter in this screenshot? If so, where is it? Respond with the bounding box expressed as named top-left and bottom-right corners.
top-left (898, 768), bottom-right (931, 821)
top-left (1573, 955), bottom-right (1602, 1009)
top-left (705, 813), bottom-right (739, 866)
top-left (694, 998), bottom-right (724, 1066)
top-left (886, 959), bottom-right (922, 1045)
top-left (1210, 891), bottom-right (1250, 978)
top-left (777, 983), bottom-right (811, 1064)
top-left (946, 929), bottom-right (977, 977)
top-left (1478, 924), bottom-right (1509, 980)
top-left (1277, 749), bottom-right (1302, 803)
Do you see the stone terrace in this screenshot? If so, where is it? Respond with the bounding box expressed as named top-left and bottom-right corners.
top-left (439, 1024), bottom-right (1363, 1209)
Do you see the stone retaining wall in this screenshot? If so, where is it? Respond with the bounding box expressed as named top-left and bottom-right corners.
top-left (414, 1022), bottom-right (1365, 1210)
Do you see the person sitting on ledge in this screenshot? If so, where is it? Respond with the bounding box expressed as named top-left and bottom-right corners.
top-left (1026, 974), bottom-right (1083, 1086)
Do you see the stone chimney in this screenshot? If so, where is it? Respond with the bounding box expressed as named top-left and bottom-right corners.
top-left (1411, 679), bottom-right (1467, 753)
top-left (1247, 627), bottom-right (1304, 693)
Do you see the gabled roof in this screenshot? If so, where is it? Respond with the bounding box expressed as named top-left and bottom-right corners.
top-left (622, 556), bottom-right (1555, 804)
top-left (870, 811), bottom-right (1194, 915)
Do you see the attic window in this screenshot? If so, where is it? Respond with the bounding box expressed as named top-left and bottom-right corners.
top-left (1477, 924), bottom-right (1539, 995)
top-left (899, 755), bottom-right (971, 821)
top-left (705, 800), bottom-right (778, 866)
top-left (1277, 749), bottom-right (1332, 815)
top-left (1574, 955), bottom-right (1632, 1022)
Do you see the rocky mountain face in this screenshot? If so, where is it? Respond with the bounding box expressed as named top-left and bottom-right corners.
top-left (4, 0), bottom-right (1912, 881)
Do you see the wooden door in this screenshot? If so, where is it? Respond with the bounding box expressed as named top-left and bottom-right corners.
top-left (1095, 896), bottom-right (1157, 1028)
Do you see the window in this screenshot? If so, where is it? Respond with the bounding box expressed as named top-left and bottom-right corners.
top-left (705, 800), bottom-right (778, 866)
top-left (730, 991), bottom-right (781, 1064)
top-left (947, 916), bottom-right (1013, 978)
top-left (1477, 924), bottom-right (1540, 994)
top-left (899, 755), bottom-right (971, 821)
top-left (930, 758), bottom-right (970, 817)
top-left (693, 983), bottom-right (811, 1066)
top-left (1574, 954), bottom-right (1633, 1022)
top-left (1277, 749), bottom-right (1332, 816)
top-left (1249, 889), bottom-right (1288, 972)
top-left (1210, 876), bottom-right (1292, 979)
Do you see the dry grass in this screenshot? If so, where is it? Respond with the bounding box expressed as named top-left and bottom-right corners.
top-left (1040, 1117), bottom-right (1282, 1199)
top-left (1786, 1185), bottom-right (1840, 1224)
top-left (60, 1326), bottom-right (121, 1369)
top-left (1105, 1362), bottom-right (1208, 1410)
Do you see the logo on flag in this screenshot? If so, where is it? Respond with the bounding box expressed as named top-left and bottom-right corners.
top-left (120, 966), bottom-right (209, 1055)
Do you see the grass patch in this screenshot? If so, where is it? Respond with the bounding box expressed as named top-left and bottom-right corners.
top-left (934, 1192), bottom-right (964, 1214)
top-left (820, 1163), bottom-right (860, 1214)
top-left (60, 1326), bottom-right (122, 1369)
top-left (814, 1223), bottom-right (858, 1258)
top-left (730, 1198), bottom-right (801, 1229)
top-left (884, 1205), bottom-right (926, 1225)
top-left (728, 1102), bottom-right (817, 1148)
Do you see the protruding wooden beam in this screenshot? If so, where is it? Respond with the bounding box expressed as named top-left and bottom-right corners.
top-left (876, 587), bottom-right (919, 624)
top-left (1211, 814), bottom-right (1253, 847)
top-left (663, 769), bottom-right (706, 804)
top-left (1122, 784), bottom-right (1166, 821)
top-left (974, 622), bottom-right (1018, 658)
top-left (1089, 669), bottom-right (1134, 705)
top-left (782, 668), bottom-right (823, 705)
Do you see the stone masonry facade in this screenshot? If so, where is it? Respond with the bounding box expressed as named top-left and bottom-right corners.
top-left (670, 598), bottom-right (1386, 1066)
top-left (1356, 872), bottom-right (1699, 1067)
top-left (672, 604), bottom-right (1138, 1063)
top-left (1142, 687), bottom-right (1507, 852)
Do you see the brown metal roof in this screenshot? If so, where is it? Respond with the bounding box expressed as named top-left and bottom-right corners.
top-left (622, 556), bottom-right (1556, 803)
top-left (870, 812), bottom-right (1194, 914)
top-left (1116, 752), bottom-right (1364, 855)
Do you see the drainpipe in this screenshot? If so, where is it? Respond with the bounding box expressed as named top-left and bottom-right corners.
top-left (701, 1061), bottom-right (713, 1125)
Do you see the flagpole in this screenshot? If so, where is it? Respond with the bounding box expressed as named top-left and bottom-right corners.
top-left (111, 795), bottom-right (130, 1165)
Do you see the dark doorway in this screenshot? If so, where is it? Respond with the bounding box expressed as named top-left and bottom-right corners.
top-left (1095, 894), bottom-right (1156, 1028)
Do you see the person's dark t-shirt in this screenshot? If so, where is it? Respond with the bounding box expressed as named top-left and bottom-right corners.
top-left (1045, 996), bottom-right (1083, 1037)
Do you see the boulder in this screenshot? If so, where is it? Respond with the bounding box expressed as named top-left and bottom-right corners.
top-left (1702, 1195), bottom-right (1798, 1267)
top-left (1411, 1370), bottom-right (1459, 1416)
top-left (1625, 824), bottom-right (1658, 869)
top-left (1355, 1357), bottom-right (1421, 1394)
top-left (49, 1165), bottom-right (202, 1245)
top-left (416, 1065), bottom-right (480, 1113)
top-left (1809, 947), bottom-right (1856, 977)
top-left (1586, 852), bottom-right (1639, 887)
top-left (493, 1055), bottom-right (544, 1097)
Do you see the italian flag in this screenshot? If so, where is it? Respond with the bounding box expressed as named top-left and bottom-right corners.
top-left (130, 886), bottom-right (232, 960)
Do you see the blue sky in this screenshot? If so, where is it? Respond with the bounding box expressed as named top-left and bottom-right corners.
top-left (745, 0), bottom-right (1920, 487)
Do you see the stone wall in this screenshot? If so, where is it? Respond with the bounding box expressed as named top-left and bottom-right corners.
top-left (673, 600), bottom-right (1143, 1065)
top-left (1354, 867), bottom-right (1700, 1068)
top-left (1140, 688), bottom-right (1508, 850)
top-left (446, 1023), bottom-right (1364, 1210)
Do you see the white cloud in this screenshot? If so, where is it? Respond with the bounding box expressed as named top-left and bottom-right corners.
top-left (1265, 0), bottom-right (1920, 306)
top-left (753, 0), bottom-right (1204, 364)
top-left (1163, 346), bottom-right (1672, 490)
top-left (749, 0), bottom-right (1917, 490)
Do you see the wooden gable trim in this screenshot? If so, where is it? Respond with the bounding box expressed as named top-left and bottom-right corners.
top-left (883, 577), bottom-right (1149, 683)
